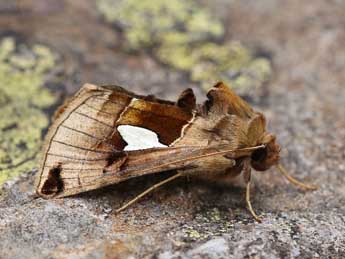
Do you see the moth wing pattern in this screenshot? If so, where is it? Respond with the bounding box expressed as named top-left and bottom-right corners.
top-left (36, 84), bottom-right (128, 197)
top-left (36, 84), bottom-right (202, 198)
top-left (171, 82), bottom-right (276, 181)
top-left (173, 82), bottom-right (263, 153)
top-left (36, 82), bottom-right (267, 198)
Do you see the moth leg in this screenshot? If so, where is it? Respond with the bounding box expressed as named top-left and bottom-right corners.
top-left (243, 159), bottom-right (262, 223)
top-left (276, 164), bottom-right (317, 190)
top-left (245, 180), bottom-right (262, 223)
top-left (116, 172), bottom-right (183, 213)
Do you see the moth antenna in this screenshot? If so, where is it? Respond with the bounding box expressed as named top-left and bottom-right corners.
top-left (116, 172), bottom-right (183, 213)
top-left (276, 164), bottom-right (317, 190)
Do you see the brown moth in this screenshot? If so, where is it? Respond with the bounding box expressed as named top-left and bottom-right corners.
top-left (35, 82), bottom-right (316, 222)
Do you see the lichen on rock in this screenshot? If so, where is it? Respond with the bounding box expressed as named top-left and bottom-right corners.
top-left (96, 0), bottom-right (271, 95)
top-left (97, 0), bottom-right (223, 49)
top-left (181, 208), bottom-right (235, 241)
top-left (0, 37), bottom-right (59, 186)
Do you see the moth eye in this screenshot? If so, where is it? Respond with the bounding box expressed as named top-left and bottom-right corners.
top-left (251, 148), bottom-right (267, 162)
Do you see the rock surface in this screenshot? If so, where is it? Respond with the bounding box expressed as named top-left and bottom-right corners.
top-left (1, 0), bottom-right (345, 258)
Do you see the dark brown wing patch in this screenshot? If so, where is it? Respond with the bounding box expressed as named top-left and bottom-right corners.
top-left (40, 164), bottom-right (63, 196)
top-left (116, 98), bottom-right (193, 145)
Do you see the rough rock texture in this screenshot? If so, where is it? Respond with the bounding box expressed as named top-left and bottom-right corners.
top-left (1, 0), bottom-right (345, 258)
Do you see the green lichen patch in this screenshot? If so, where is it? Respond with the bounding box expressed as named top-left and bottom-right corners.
top-left (181, 208), bottom-right (235, 241)
top-left (97, 0), bottom-right (223, 50)
top-left (97, 0), bottom-right (271, 95)
top-left (0, 37), bottom-right (60, 186)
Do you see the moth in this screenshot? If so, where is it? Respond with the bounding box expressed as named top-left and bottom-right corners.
top-left (35, 82), bottom-right (316, 222)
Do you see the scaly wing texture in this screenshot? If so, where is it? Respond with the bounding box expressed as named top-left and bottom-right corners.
top-left (174, 82), bottom-right (265, 150)
top-left (36, 84), bottom-right (129, 197)
top-left (203, 82), bottom-right (255, 119)
top-left (36, 84), bottom-right (195, 198)
top-left (204, 82), bottom-right (267, 147)
top-left (171, 82), bottom-right (267, 179)
top-left (36, 82), bottom-right (267, 198)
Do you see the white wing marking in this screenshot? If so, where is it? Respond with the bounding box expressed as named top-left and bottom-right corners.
top-left (117, 125), bottom-right (168, 151)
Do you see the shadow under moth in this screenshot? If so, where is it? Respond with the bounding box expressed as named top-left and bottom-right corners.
top-left (35, 82), bottom-right (316, 222)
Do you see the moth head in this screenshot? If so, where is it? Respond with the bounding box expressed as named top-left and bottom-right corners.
top-left (251, 134), bottom-right (281, 171)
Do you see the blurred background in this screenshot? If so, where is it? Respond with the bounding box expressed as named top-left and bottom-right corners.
top-left (0, 1), bottom-right (344, 258)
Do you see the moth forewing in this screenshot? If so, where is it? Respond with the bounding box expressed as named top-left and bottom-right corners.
top-left (37, 83), bottom-right (207, 198)
top-left (36, 84), bottom-right (119, 197)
